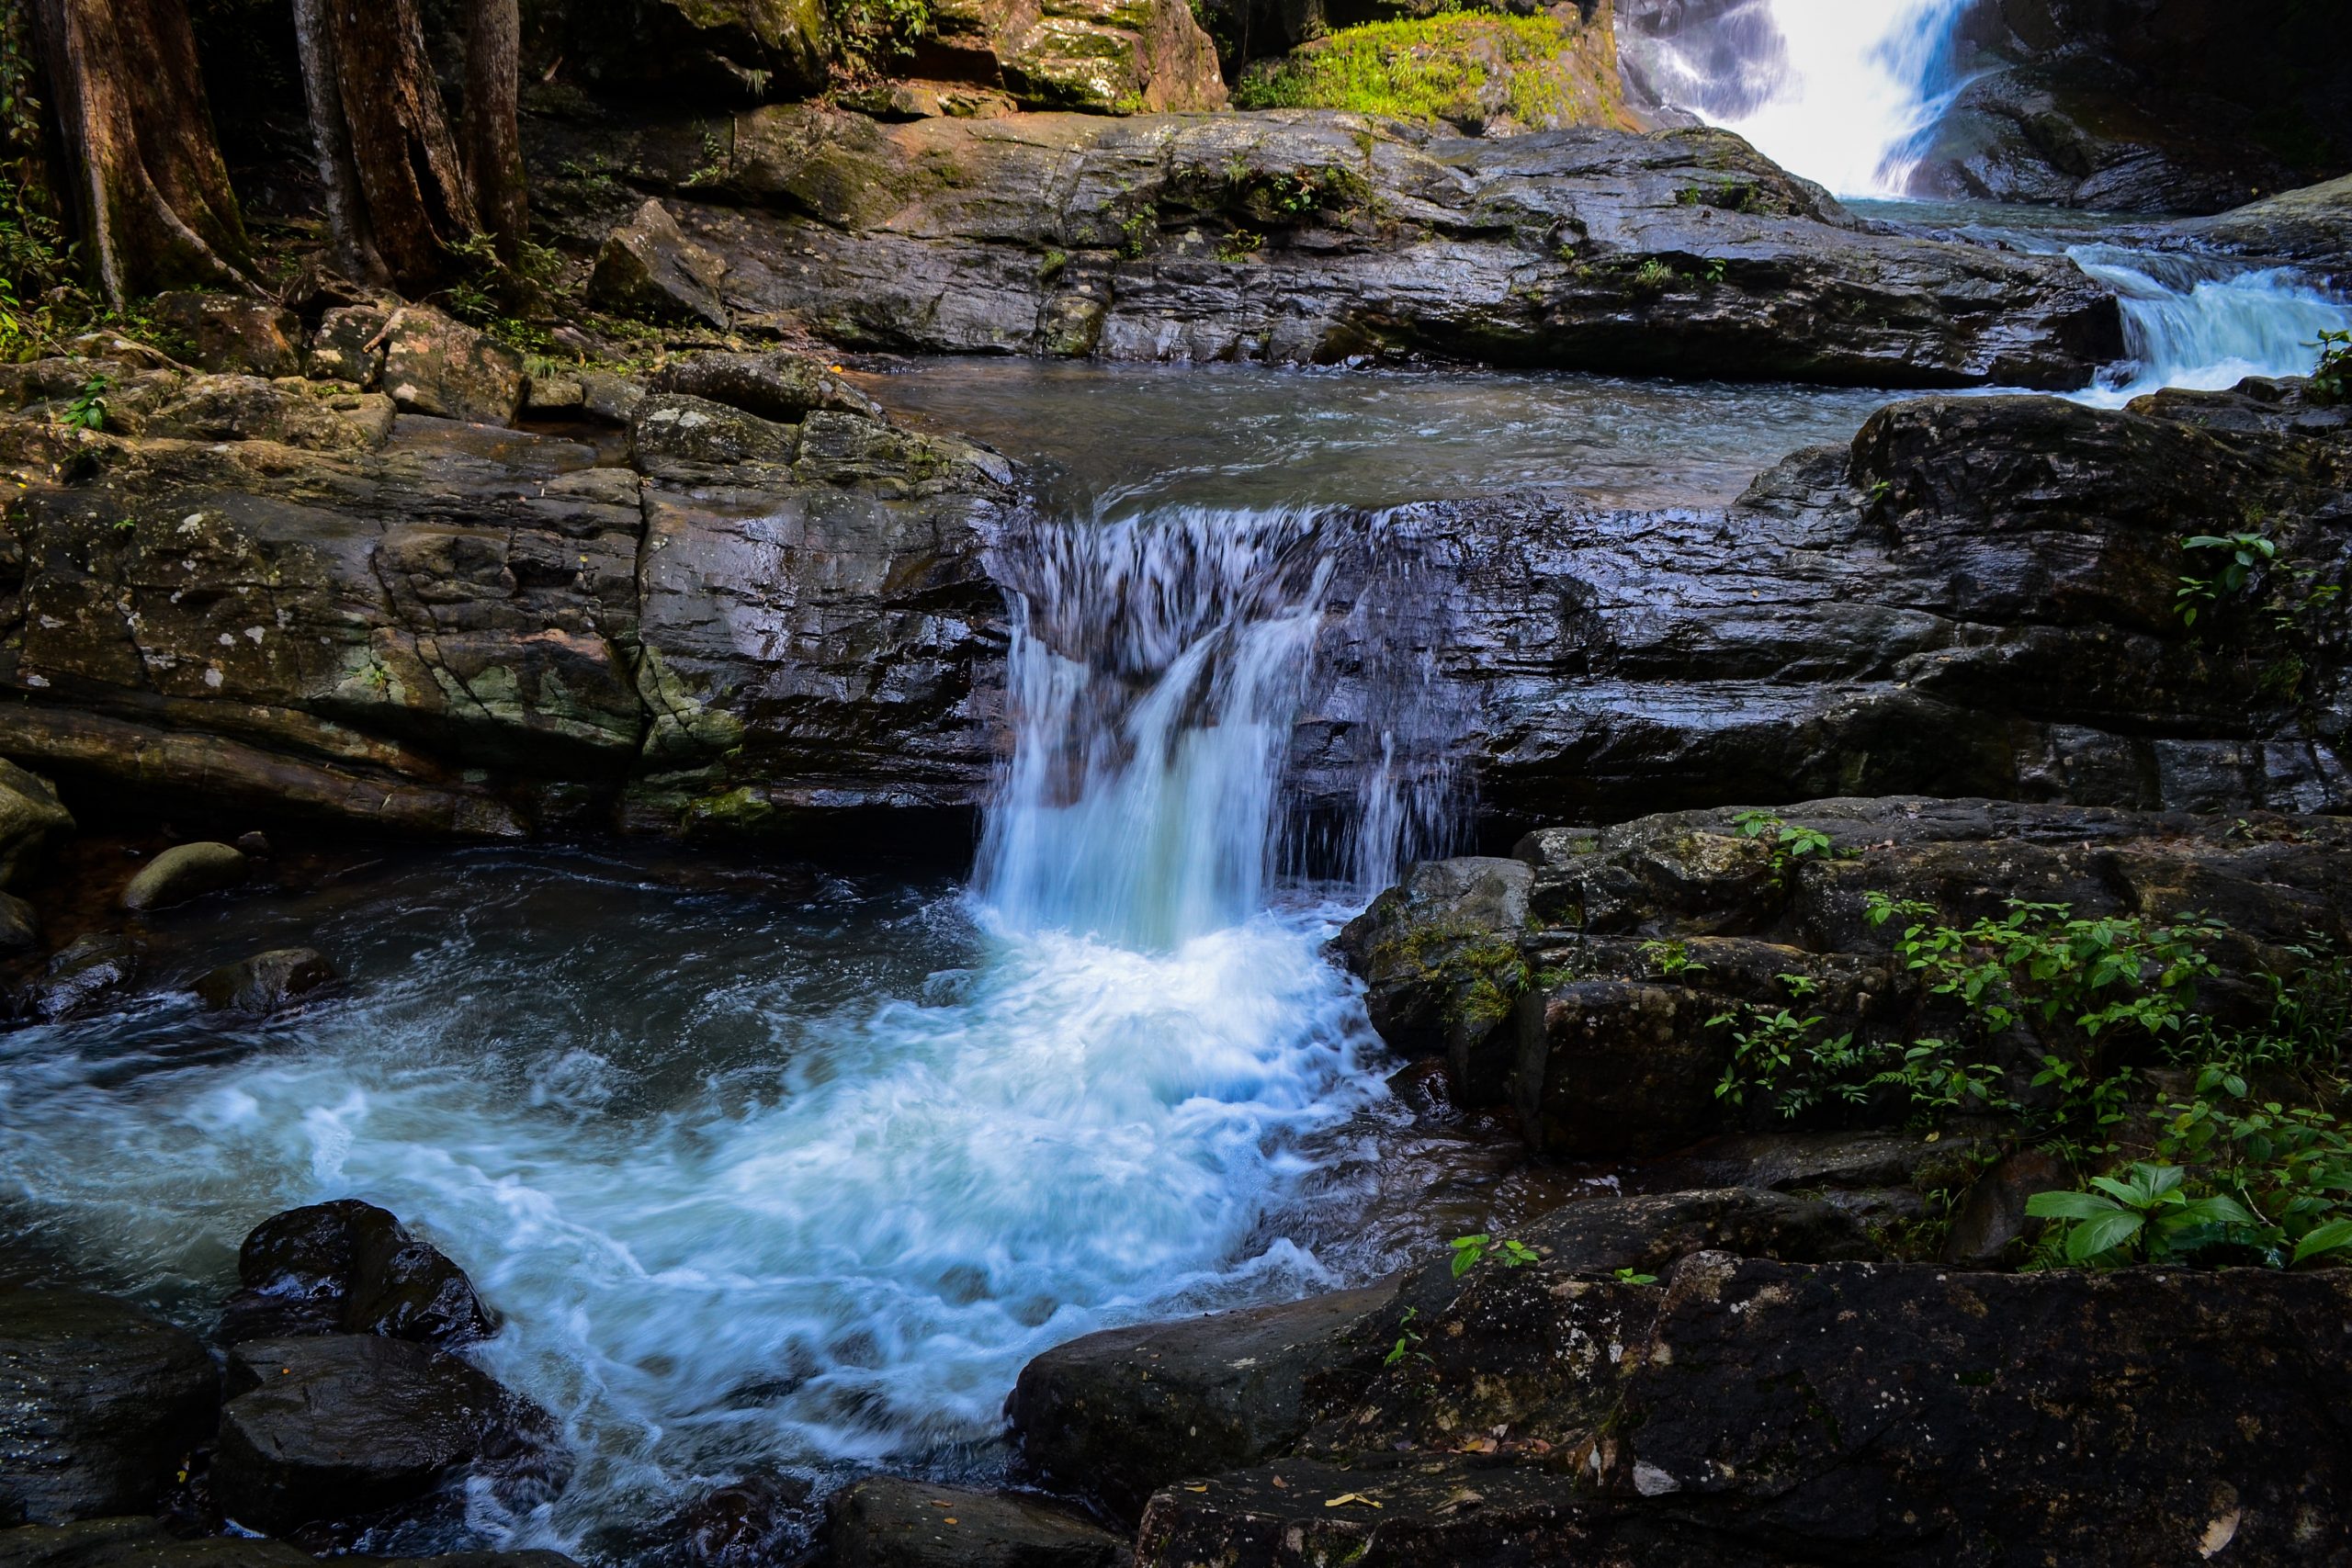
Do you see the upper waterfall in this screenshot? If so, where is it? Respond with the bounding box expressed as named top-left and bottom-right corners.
top-left (1621, 0), bottom-right (1974, 197)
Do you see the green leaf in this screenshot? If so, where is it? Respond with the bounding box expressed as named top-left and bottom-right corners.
top-left (2027, 1190), bottom-right (2118, 1222)
top-left (2291, 1219), bottom-right (2352, 1265)
top-left (2065, 1209), bottom-right (2144, 1262)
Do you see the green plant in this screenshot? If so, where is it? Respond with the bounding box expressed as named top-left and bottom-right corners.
top-left (59, 375), bottom-right (108, 432)
top-left (829, 0), bottom-right (932, 73)
top-left (1382, 1304), bottom-right (1432, 1367)
top-left (1631, 257), bottom-right (1674, 290)
top-left (2309, 327), bottom-right (2350, 403)
top-left (1214, 230), bottom-right (1264, 262)
top-left (1732, 809), bottom-right (1833, 887)
top-left (2176, 531), bottom-right (2276, 626)
top-left (1038, 249), bottom-right (1069, 281)
top-left (1638, 938), bottom-right (1706, 979)
top-left (1612, 1267), bottom-right (1658, 1285)
top-left (1118, 211), bottom-right (1154, 260)
top-left (1704, 257), bottom-right (1728, 285)
top-left (1449, 1234), bottom-right (1540, 1279)
top-left (2024, 1161), bottom-right (2256, 1264)
top-left (1232, 13), bottom-right (1590, 125)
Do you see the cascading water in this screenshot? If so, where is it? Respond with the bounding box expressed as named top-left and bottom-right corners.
top-left (977, 508), bottom-right (1336, 949)
top-left (0, 493), bottom-right (1452, 1557)
top-left (2068, 246), bottom-right (2352, 404)
top-left (1624, 0), bottom-right (1973, 197)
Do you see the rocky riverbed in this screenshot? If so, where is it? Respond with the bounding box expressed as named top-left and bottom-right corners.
top-left (6, 39), bottom-right (2352, 1565)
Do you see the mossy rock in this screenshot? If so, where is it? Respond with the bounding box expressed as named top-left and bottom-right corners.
top-left (1234, 11), bottom-right (1634, 133)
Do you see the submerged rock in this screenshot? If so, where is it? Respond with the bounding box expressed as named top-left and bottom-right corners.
top-left (121, 843), bottom-right (249, 913)
top-left (193, 947), bottom-right (339, 1015)
top-left (21, 933), bottom-right (141, 1021)
top-left (824, 1478), bottom-right (1122, 1568)
top-left (218, 1199), bottom-right (499, 1348)
top-left (212, 1336), bottom-right (565, 1537)
top-left (0, 1287), bottom-right (218, 1526)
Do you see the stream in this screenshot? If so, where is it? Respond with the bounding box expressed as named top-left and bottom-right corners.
top-left (3, 3), bottom-right (2349, 1561)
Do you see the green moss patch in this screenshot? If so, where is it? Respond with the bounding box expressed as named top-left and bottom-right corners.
top-left (1234, 13), bottom-right (1624, 130)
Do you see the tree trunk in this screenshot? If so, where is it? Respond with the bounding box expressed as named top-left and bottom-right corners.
top-left (463, 0), bottom-right (526, 267)
top-left (290, 0), bottom-right (387, 286)
top-left (307, 0), bottom-right (478, 292)
top-left (28, 0), bottom-right (252, 304)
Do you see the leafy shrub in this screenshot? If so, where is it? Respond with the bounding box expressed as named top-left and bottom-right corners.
top-left (2310, 327), bottom-right (2350, 403)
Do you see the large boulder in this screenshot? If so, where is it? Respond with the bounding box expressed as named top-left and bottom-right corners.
top-left (2184, 172), bottom-right (2352, 273)
top-left (379, 308), bottom-right (526, 426)
top-left (1008, 1284), bottom-right (1398, 1524)
top-left (0, 1287), bottom-right (218, 1526)
top-left (1238, 9), bottom-right (1634, 135)
top-left (17, 933), bottom-right (141, 1021)
top-left (217, 1199), bottom-right (499, 1348)
top-left (627, 108), bottom-right (2119, 386)
top-left (211, 1336), bottom-right (564, 1536)
top-left (586, 200), bottom-right (730, 330)
top-left (825, 1478), bottom-right (1123, 1567)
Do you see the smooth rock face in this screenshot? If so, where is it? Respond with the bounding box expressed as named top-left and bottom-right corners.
top-left (627, 108), bottom-right (2119, 386)
top-left (212, 1337), bottom-right (564, 1536)
top-left (2185, 172), bottom-right (2352, 271)
top-left (0, 1287), bottom-right (219, 1526)
top-left (825, 1477), bottom-right (1123, 1568)
top-left (193, 947), bottom-right (339, 1014)
top-left (587, 200), bottom-right (730, 330)
top-left (217, 1199), bottom-right (499, 1348)
top-left (120, 842), bottom-right (248, 913)
top-left (0, 758), bottom-right (74, 887)
top-left (1009, 1284), bottom-right (1399, 1524)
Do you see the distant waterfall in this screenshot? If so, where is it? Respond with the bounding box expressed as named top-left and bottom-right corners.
top-left (1624, 0), bottom-right (1973, 197)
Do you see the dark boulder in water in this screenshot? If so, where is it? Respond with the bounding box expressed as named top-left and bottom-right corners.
top-left (217, 1201), bottom-right (498, 1348)
top-left (0, 1287), bottom-right (219, 1527)
top-left (211, 1336), bottom-right (566, 1538)
top-left (193, 949), bottom-right (339, 1016)
top-left (823, 1477), bottom-right (1122, 1568)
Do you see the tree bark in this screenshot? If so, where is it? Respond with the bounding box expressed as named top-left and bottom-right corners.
top-left (307, 0), bottom-right (478, 292)
top-left (28, 0), bottom-right (252, 304)
top-left (463, 0), bottom-right (526, 267)
top-left (290, 0), bottom-right (387, 286)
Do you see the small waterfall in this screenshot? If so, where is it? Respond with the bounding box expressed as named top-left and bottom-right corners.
top-left (976, 507), bottom-right (1454, 948)
top-left (1626, 0), bottom-right (1973, 197)
top-left (2068, 245), bottom-right (2352, 403)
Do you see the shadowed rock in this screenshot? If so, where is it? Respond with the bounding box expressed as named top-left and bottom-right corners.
top-left (217, 1199), bottom-right (499, 1348)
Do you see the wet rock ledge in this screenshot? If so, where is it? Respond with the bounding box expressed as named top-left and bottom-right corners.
top-left (575, 108), bottom-right (2124, 388)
